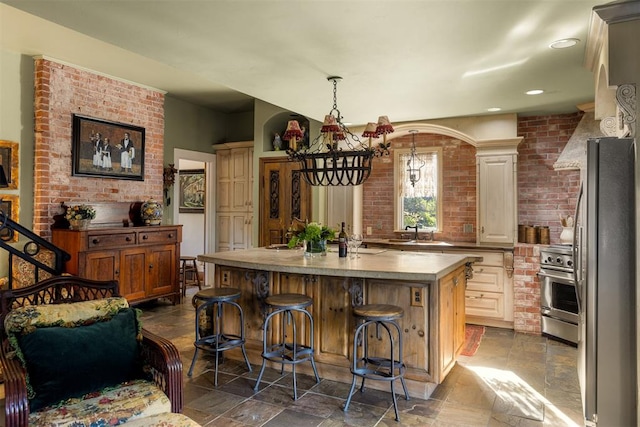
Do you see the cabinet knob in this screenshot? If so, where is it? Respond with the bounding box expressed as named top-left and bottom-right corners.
top-left (453, 277), bottom-right (459, 286)
top-left (418, 330), bottom-right (425, 337)
top-left (142, 235), bottom-right (148, 240)
top-left (92, 239), bottom-right (100, 244)
top-left (168, 233), bottom-right (174, 238)
top-left (125, 237), bottom-right (132, 242)
top-left (149, 264), bottom-right (153, 269)
top-left (115, 270), bottom-right (119, 275)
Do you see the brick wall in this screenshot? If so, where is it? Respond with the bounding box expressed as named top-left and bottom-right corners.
top-left (513, 112), bottom-right (582, 333)
top-left (33, 59), bottom-right (164, 239)
top-left (517, 113), bottom-right (582, 242)
top-left (363, 132), bottom-right (477, 241)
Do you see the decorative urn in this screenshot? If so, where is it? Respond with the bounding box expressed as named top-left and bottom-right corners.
top-left (141, 198), bottom-right (163, 226)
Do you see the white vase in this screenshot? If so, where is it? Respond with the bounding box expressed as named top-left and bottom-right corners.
top-left (559, 227), bottom-right (573, 245)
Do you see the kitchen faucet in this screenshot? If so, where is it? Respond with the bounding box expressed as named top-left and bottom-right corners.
top-left (405, 225), bottom-right (418, 240)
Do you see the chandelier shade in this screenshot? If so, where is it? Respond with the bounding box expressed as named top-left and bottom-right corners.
top-left (286, 76), bottom-right (393, 186)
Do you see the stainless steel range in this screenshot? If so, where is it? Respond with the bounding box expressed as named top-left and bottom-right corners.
top-left (539, 244), bottom-right (578, 344)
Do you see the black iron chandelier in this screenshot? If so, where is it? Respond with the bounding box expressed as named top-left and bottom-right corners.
top-left (285, 77), bottom-right (394, 186)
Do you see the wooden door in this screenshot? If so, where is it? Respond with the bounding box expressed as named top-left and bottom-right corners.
top-left (83, 250), bottom-right (119, 282)
top-left (118, 247), bottom-right (147, 301)
top-left (259, 158), bottom-right (312, 247)
top-left (147, 244), bottom-right (176, 298)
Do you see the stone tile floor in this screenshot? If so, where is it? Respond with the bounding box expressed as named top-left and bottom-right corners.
top-left (137, 288), bottom-right (584, 427)
top-left (0, 287), bottom-right (583, 426)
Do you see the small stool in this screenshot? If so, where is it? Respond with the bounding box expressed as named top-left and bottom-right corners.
top-left (187, 287), bottom-right (252, 386)
top-left (253, 293), bottom-right (320, 400)
top-left (180, 256), bottom-right (202, 296)
top-left (343, 304), bottom-right (410, 421)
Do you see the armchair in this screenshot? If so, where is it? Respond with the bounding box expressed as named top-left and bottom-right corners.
top-left (0, 275), bottom-right (186, 427)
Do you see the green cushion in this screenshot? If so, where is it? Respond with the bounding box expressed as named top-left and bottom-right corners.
top-left (17, 308), bottom-right (142, 412)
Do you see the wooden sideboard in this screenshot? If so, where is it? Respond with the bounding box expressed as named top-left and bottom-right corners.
top-left (52, 225), bottom-right (182, 304)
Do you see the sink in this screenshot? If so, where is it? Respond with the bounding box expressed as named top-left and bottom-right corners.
top-left (387, 238), bottom-right (416, 243)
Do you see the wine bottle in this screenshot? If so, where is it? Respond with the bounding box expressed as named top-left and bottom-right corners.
top-left (338, 222), bottom-right (348, 258)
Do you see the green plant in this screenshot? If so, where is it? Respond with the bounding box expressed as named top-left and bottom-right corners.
top-left (65, 204), bottom-right (97, 221)
top-left (287, 222), bottom-right (335, 248)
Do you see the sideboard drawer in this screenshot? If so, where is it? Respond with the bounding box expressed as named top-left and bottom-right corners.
top-left (88, 232), bottom-right (136, 249)
top-left (138, 229), bottom-right (179, 245)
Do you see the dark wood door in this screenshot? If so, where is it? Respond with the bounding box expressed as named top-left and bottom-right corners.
top-left (259, 158), bottom-right (312, 247)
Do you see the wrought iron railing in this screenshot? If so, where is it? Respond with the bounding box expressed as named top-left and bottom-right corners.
top-left (0, 212), bottom-right (70, 289)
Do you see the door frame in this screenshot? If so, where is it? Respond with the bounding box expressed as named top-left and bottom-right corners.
top-left (173, 148), bottom-right (216, 285)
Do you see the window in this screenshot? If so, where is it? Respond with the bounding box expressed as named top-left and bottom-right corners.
top-left (394, 147), bottom-right (442, 231)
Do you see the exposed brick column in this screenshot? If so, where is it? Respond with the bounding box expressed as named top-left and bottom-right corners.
top-left (513, 243), bottom-right (542, 333)
top-left (33, 58), bottom-right (165, 240)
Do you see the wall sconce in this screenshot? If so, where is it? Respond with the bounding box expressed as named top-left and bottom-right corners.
top-left (163, 164), bottom-right (177, 205)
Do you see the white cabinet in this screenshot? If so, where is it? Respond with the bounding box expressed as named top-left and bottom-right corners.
top-left (476, 139), bottom-right (520, 245)
top-left (214, 142), bottom-right (254, 252)
top-left (216, 212), bottom-right (252, 252)
top-left (463, 250), bottom-right (514, 328)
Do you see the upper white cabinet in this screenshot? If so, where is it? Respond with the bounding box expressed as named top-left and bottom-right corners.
top-left (475, 139), bottom-right (521, 245)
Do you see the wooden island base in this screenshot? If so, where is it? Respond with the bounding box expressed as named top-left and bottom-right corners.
top-left (198, 248), bottom-right (479, 399)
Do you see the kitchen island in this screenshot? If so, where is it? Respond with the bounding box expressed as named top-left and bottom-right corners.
top-left (198, 247), bottom-right (479, 399)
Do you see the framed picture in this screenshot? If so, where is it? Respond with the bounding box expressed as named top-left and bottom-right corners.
top-left (179, 169), bottom-right (205, 213)
top-left (71, 114), bottom-right (145, 180)
top-left (0, 195), bottom-right (19, 242)
top-left (0, 140), bottom-right (19, 189)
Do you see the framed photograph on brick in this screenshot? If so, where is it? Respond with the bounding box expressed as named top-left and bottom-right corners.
top-left (179, 169), bottom-right (205, 213)
top-left (0, 195), bottom-right (19, 242)
top-left (71, 114), bottom-right (145, 181)
top-left (0, 140), bottom-right (19, 189)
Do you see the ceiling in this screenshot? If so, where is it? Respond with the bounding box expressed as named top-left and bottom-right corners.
top-left (0, 1), bottom-right (605, 125)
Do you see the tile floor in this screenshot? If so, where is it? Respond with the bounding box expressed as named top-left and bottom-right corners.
top-left (137, 288), bottom-right (584, 427)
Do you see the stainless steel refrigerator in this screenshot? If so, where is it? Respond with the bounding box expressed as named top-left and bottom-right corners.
top-left (574, 137), bottom-right (637, 426)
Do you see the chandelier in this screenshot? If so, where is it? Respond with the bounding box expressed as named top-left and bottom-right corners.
top-left (406, 130), bottom-right (425, 187)
top-left (285, 76), bottom-right (393, 186)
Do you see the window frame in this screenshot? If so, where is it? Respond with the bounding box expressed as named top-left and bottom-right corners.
top-left (393, 146), bottom-right (443, 233)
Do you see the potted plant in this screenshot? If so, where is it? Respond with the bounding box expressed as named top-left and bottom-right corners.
top-left (65, 204), bottom-right (97, 230)
top-left (287, 222), bottom-right (335, 257)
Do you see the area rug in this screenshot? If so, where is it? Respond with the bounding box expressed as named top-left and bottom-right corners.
top-left (461, 324), bottom-right (486, 356)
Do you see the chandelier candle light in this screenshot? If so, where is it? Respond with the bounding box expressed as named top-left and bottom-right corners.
top-left (286, 76), bottom-right (394, 186)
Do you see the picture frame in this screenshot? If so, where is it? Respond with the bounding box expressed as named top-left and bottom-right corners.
top-left (71, 114), bottom-right (145, 180)
top-left (0, 195), bottom-right (20, 242)
top-left (179, 169), bottom-right (205, 213)
top-left (0, 140), bottom-right (19, 189)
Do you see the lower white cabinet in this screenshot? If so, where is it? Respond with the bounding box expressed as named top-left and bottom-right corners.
top-left (446, 250), bottom-right (514, 328)
top-left (216, 212), bottom-right (252, 252)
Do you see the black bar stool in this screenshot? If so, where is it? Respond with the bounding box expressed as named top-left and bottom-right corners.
top-left (253, 293), bottom-right (320, 400)
top-left (180, 256), bottom-right (202, 296)
top-left (187, 287), bottom-right (252, 386)
top-left (343, 304), bottom-right (410, 421)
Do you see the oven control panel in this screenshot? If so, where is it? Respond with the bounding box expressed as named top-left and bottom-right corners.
top-left (540, 246), bottom-right (574, 271)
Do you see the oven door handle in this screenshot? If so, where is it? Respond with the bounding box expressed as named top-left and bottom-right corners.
top-left (537, 271), bottom-right (573, 282)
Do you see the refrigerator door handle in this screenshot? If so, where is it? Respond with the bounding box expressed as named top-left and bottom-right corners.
top-left (573, 182), bottom-right (583, 312)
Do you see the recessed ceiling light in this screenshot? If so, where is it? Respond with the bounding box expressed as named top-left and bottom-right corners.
top-left (526, 89), bottom-right (544, 95)
top-left (487, 107), bottom-right (502, 112)
top-left (549, 38), bottom-right (580, 49)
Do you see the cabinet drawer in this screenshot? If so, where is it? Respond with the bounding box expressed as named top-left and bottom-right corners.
top-left (465, 291), bottom-right (504, 319)
top-left (138, 229), bottom-right (179, 244)
top-left (467, 265), bottom-right (503, 292)
top-left (88, 233), bottom-right (136, 249)
top-left (473, 252), bottom-right (503, 266)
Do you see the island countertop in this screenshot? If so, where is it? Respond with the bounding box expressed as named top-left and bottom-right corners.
top-left (198, 247), bottom-right (480, 282)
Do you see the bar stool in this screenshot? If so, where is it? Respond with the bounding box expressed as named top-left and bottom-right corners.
top-left (187, 287), bottom-right (252, 386)
top-left (180, 256), bottom-right (202, 296)
top-left (343, 304), bottom-right (410, 422)
top-left (253, 293), bottom-right (320, 400)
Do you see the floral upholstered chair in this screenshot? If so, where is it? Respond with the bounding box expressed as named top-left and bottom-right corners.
top-left (0, 275), bottom-right (200, 427)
